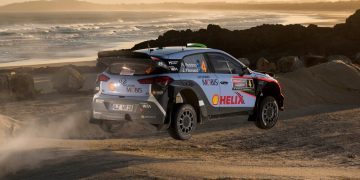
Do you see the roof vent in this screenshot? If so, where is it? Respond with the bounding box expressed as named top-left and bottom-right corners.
top-left (186, 43), bottom-right (207, 48)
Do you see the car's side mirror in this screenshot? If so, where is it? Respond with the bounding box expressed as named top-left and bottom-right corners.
top-left (239, 66), bottom-right (250, 76)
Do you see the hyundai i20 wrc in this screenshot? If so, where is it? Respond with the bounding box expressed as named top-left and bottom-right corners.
top-left (91, 43), bottom-right (284, 140)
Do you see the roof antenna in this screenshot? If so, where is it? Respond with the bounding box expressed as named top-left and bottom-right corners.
top-left (148, 43), bottom-right (153, 53)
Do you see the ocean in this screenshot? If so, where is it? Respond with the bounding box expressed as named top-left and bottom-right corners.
top-left (0, 10), bottom-right (352, 67)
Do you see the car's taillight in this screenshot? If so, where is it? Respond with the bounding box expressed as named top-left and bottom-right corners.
top-left (97, 74), bottom-right (110, 82)
top-left (138, 76), bottom-right (173, 86)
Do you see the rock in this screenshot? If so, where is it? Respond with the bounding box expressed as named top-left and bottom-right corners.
top-left (277, 56), bottom-right (304, 73)
top-left (256, 57), bottom-right (276, 72)
top-left (0, 74), bottom-right (12, 102)
top-left (132, 10), bottom-right (360, 63)
top-left (238, 58), bottom-right (250, 67)
top-left (327, 55), bottom-right (352, 64)
top-left (0, 74), bottom-right (10, 92)
top-left (9, 73), bottom-right (36, 100)
top-left (98, 49), bottom-right (131, 58)
top-left (52, 66), bottom-right (85, 93)
top-left (301, 55), bottom-right (328, 67)
top-left (354, 53), bottom-right (360, 64)
top-left (0, 114), bottom-right (22, 138)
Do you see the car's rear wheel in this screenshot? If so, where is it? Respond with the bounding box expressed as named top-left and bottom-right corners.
top-left (255, 96), bottom-right (279, 129)
top-left (100, 121), bottom-right (125, 133)
top-left (168, 104), bottom-right (197, 140)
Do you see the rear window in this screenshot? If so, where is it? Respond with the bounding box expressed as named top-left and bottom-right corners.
top-left (108, 58), bottom-right (168, 75)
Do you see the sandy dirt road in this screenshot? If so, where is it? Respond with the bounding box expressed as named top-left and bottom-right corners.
top-left (0, 61), bottom-right (359, 179)
top-left (0, 93), bottom-right (359, 179)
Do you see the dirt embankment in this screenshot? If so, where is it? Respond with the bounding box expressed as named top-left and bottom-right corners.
top-left (279, 61), bottom-right (360, 108)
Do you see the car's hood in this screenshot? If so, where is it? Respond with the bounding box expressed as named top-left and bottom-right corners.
top-left (249, 70), bottom-right (278, 82)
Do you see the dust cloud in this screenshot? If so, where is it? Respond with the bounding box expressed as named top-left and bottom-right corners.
top-left (0, 110), bottom-right (158, 177)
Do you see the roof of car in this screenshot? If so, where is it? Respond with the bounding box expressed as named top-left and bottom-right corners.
top-left (133, 46), bottom-right (225, 59)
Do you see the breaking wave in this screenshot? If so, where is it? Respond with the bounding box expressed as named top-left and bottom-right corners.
top-left (0, 10), bottom-right (350, 64)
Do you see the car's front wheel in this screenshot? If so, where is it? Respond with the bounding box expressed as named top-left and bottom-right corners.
top-left (168, 104), bottom-right (197, 140)
top-left (255, 96), bottom-right (279, 129)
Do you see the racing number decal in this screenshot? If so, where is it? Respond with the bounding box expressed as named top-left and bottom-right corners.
top-left (201, 60), bottom-right (207, 72)
top-left (215, 75), bottom-right (256, 108)
top-left (231, 77), bottom-right (255, 96)
top-left (232, 78), bottom-right (254, 90)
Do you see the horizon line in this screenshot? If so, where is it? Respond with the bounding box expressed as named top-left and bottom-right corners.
top-left (1, 0), bottom-right (359, 6)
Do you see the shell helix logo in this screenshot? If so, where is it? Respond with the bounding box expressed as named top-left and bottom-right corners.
top-left (212, 93), bottom-right (245, 105)
top-left (212, 94), bottom-right (219, 105)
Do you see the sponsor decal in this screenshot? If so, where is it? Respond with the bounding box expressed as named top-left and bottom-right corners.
top-left (169, 66), bottom-right (178, 71)
top-left (198, 100), bottom-right (205, 106)
top-left (212, 92), bottom-right (245, 105)
top-left (119, 79), bottom-right (127, 86)
top-left (127, 87), bottom-right (143, 93)
top-left (197, 75), bottom-right (209, 78)
top-left (202, 78), bottom-right (219, 86)
top-left (212, 94), bottom-right (219, 105)
top-left (140, 103), bottom-right (151, 109)
top-left (184, 62), bottom-right (197, 68)
top-left (232, 78), bottom-right (254, 90)
top-left (182, 61), bottom-right (199, 72)
top-left (168, 61), bottom-right (178, 65)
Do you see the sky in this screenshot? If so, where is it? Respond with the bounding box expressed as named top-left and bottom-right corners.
top-left (0, 0), bottom-right (342, 6)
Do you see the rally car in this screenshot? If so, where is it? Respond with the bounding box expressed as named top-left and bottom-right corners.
top-left (91, 43), bottom-right (284, 140)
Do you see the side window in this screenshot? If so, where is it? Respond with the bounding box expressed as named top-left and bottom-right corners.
top-left (180, 54), bottom-right (208, 73)
top-left (207, 53), bottom-right (242, 74)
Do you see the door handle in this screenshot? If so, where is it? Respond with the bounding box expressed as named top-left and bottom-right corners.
top-left (220, 81), bottom-right (228, 85)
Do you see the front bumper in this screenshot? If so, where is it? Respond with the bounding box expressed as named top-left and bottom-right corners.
top-left (91, 93), bottom-right (166, 125)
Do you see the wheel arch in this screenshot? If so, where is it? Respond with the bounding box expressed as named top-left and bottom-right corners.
top-left (178, 88), bottom-right (202, 124)
top-left (169, 84), bottom-right (207, 124)
top-left (260, 81), bottom-right (284, 110)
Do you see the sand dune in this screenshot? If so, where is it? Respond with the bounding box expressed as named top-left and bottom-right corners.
top-left (279, 61), bottom-right (360, 108)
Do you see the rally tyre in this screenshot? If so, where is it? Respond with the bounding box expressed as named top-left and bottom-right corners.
top-left (168, 104), bottom-right (197, 140)
top-left (255, 96), bottom-right (279, 129)
top-left (100, 121), bottom-right (125, 133)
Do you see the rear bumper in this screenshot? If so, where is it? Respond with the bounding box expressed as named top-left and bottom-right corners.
top-left (91, 93), bottom-right (166, 125)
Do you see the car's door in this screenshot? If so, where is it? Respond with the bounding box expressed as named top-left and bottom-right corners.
top-left (206, 53), bottom-right (256, 114)
top-left (178, 53), bottom-right (220, 115)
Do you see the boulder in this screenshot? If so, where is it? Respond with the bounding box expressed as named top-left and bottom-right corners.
top-left (0, 114), bottom-right (22, 139)
top-left (301, 55), bottom-right (328, 67)
top-left (0, 74), bottom-right (11, 102)
top-left (354, 53), bottom-right (360, 64)
top-left (256, 57), bottom-right (276, 72)
top-left (327, 55), bottom-right (352, 64)
top-left (52, 66), bottom-right (85, 93)
top-left (8, 73), bottom-right (36, 100)
top-left (237, 58), bottom-right (250, 67)
top-left (0, 74), bottom-right (10, 92)
top-left (98, 49), bottom-right (131, 58)
top-left (277, 56), bottom-right (304, 73)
